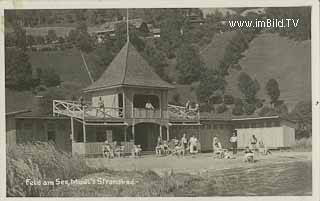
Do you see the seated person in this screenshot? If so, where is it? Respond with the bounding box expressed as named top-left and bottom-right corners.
top-left (114, 144), bottom-right (124, 158)
top-left (213, 139), bottom-right (223, 158)
top-left (223, 150), bottom-right (235, 159)
top-left (145, 101), bottom-right (154, 110)
top-left (244, 146), bottom-right (254, 162)
top-left (163, 141), bottom-right (169, 155)
top-left (189, 136), bottom-right (198, 154)
top-left (132, 145), bottom-right (142, 157)
top-left (155, 144), bottom-right (163, 156)
top-left (258, 140), bottom-right (271, 155)
top-left (172, 143), bottom-right (185, 158)
top-left (136, 145), bottom-right (142, 157)
top-left (103, 141), bottom-right (113, 159)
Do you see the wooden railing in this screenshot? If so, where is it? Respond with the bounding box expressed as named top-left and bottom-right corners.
top-left (53, 100), bottom-right (84, 119)
top-left (53, 100), bottom-right (123, 120)
top-left (84, 106), bottom-right (123, 119)
top-left (133, 108), bottom-right (161, 119)
top-left (72, 142), bottom-right (134, 157)
top-left (168, 104), bottom-right (200, 120)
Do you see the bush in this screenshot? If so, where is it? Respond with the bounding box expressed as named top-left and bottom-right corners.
top-left (216, 104), bottom-right (227, 114)
top-left (210, 95), bottom-right (223, 105)
top-left (290, 137), bottom-right (312, 152)
top-left (199, 102), bottom-right (215, 113)
top-left (243, 103), bottom-right (256, 115)
top-left (223, 95), bottom-right (234, 105)
top-left (232, 98), bottom-right (244, 115)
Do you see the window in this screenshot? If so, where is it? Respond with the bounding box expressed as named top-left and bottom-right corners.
top-left (47, 121), bottom-right (56, 142)
top-left (133, 94), bottom-right (160, 109)
top-left (266, 121), bottom-right (272, 127)
top-left (244, 123), bottom-right (249, 128)
top-left (251, 122), bottom-right (257, 128)
top-left (219, 124), bottom-right (224, 129)
top-left (273, 121), bottom-right (280, 127)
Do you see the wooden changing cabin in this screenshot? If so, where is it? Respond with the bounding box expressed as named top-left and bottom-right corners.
top-left (53, 42), bottom-right (200, 156)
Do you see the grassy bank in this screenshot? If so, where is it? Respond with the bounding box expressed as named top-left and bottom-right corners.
top-left (7, 142), bottom-right (99, 196)
top-left (6, 142), bottom-right (196, 197)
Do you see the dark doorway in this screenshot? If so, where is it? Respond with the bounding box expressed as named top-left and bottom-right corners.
top-left (134, 123), bottom-right (161, 151)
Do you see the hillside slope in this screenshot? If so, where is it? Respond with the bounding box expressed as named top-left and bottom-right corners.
top-left (223, 33), bottom-right (311, 110)
top-left (27, 48), bottom-right (96, 89)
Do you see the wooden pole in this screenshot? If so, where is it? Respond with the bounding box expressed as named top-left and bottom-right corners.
top-left (83, 121), bottom-right (86, 143)
top-left (132, 123), bottom-right (135, 144)
top-left (124, 126), bottom-right (127, 142)
top-left (166, 125), bottom-right (170, 141)
top-left (159, 125), bottom-right (162, 139)
top-left (71, 117), bottom-right (74, 142)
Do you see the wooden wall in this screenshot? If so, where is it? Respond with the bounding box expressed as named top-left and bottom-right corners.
top-left (15, 118), bottom-right (72, 152)
top-left (169, 121), bottom-right (233, 152)
top-left (6, 116), bottom-right (16, 145)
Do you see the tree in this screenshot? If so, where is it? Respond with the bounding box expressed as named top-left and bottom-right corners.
top-left (41, 67), bottom-right (61, 87)
top-left (47, 29), bottom-right (58, 43)
top-left (176, 43), bottom-right (204, 84)
top-left (216, 104), bottom-right (228, 114)
top-left (75, 22), bottom-right (94, 52)
top-left (196, 68), bottom-right (226, 103)
top-left (142, 44), bottom-right (169, 81)
top-left (265, 78), bottom-right (280, 107)
top-left (39, 88), bottom-right (65, 115)
top-left (139, 22), bottom-right (149, 36)
top-left (238, 72), bottom-right (260, 104)
top-left (5, 48), bottom-right (33, 90)
top-left (13, 25), bottom-right (27, 50)
top-left (232, 98), bottom-right (244, 116)
top-left (159, 10), bottom-right (184, 58)
top-left (67, 22), bottom-right (94, 52)
top-left (243, 103), bottom-right (256, 115)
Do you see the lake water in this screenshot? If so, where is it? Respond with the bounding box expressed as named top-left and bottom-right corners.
top-left (174, 161), bottom-right (312, 196)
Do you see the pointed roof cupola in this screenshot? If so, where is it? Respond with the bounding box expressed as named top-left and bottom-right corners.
top-left (83, 42), bottom-right (174, 93)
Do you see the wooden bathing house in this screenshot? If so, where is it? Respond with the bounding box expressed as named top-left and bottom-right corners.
top-left (53, 42), bottom-right (201, 156)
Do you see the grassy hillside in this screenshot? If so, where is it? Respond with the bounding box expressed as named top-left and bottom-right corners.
top-left (200, 31), bottom-right (237, 69)
top-left (5, 89), bottom-right (35, 113)
top-left (224, 33), bottom-right (311, 110)
top-left (27, 48), bottom-right (96, 89)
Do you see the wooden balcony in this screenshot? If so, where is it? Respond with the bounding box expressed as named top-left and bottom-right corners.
top-left (168, 104), bottom-right (200, 121)
top-left (53, 100), bottom-right (123, 120)
top-left (53, 100), bottom-right (200, 122)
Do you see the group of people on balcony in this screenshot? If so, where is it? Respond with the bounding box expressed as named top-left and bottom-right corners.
top-left (155, 134), bottom-right (200, 157)
top-left (185, 100), bottom-right (199, 113)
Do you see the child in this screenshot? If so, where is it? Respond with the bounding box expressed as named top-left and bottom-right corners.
top-left (244, 146), bottom-right (254, 162)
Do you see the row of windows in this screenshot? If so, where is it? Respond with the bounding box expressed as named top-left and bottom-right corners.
top-left (235, 121), bottom-right (280, 129)
top-left (202, 124), bottom-right (232, 130)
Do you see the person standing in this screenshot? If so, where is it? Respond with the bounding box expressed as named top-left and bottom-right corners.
top-left (229, 130), bottom-right (238, 155)
top-left (181, 133), bottom-right (188, 151)
top-left (249, 134), bottom-right (258, 151)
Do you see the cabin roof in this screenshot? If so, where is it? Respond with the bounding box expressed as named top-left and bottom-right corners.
top-left (83, 42), bottom-right (174, 92)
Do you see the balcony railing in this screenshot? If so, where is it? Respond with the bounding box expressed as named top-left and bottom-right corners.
top-left (133, 108), bottom-right (161, 119)
top-left (53, 100), bottom-right (123, 120)
top-left (168, 104), bottom-right (200, 120)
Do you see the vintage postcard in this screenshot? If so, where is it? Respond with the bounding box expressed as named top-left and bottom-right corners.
top-left (0, 0), bottom-right (319, 200)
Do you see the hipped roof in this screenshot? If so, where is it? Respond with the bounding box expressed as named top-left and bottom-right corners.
top-left (83, 42), bottom-right (174, 92)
